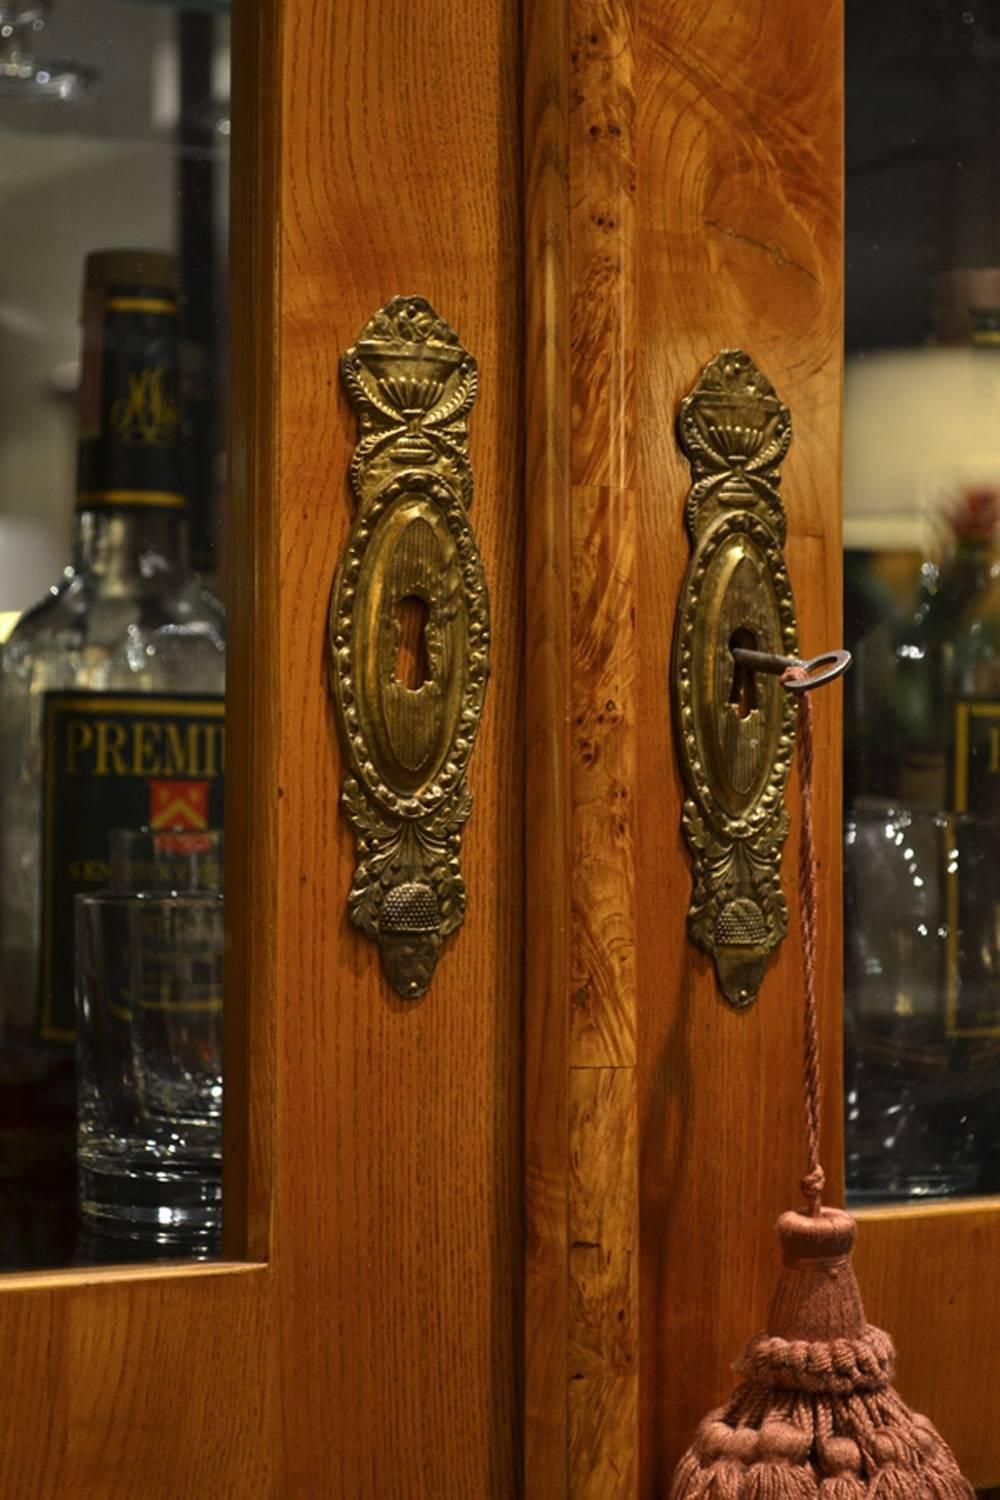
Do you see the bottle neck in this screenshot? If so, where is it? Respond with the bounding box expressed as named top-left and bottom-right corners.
top-left (75, 275), bottom-right (186, 519)
top-left (72, 506), bottom-right (191, 590)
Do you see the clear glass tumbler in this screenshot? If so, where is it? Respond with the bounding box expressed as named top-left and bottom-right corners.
top-left (844, 801), bottom-right (1000, 1199)
top-left (74, 891), bottom-right (223, 1244)
top-left (75, 893), bottom-right (140, 1227)
top-left (128, 893), bottom-right (223, 1137)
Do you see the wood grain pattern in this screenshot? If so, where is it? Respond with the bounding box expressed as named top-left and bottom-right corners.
top-left (272, 0), bottom-right (523, 1490)
top-left (855, 1200), bottom-right (1000, 1486)
top-left (0, 1268), bottom-right (273, 1498)
top-left (524, 0), bottom-right (573, 1491)
top-left (570, 477), bottom-right (637, 1070)
top-left (635, 1), bottom-right (844, 1493)
top-left (569, 1068), bottom-right (638, 1380)
top-left (569, 0), bottom-right (637, 1073)
top-left (0, 0), bottom-right (525, 1492)
top-left (525, 0), bottom-right (642, 1491)
top-left (566, 2), bottom-right (641, 1494)
top-left (569, 1068), bottom-right (639, 1498)
top-left (570, 1373), bottom-right (640, 1498)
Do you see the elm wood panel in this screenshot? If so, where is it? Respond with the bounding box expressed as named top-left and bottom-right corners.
top-left (274, 0), bottom-right (523, 1493)
top-left (524, 0), bottom-right (574, 1491)
top-left (570, 482), bottom-right (637, 1070)
top-left (526, 0), bottom-right (642, 1489)
top-left (567, 8), bottom-right (641, 1494)
top-left (569, 0), bottom-right (637, 1074)
top-left (569, 1067), bottom-right (638, 1380)
top-left (0, 1266), bottom-right (272, 1498)
top-left (634, 1), bottom-right (844, 1493)
top-left (569, 1374), bottom-right (640, 1499)
top-left (854, 1201), bottom-right (1000, 1487)
top-left (569, 0), bottom-right (636, 494)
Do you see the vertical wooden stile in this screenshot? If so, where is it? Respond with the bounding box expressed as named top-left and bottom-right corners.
top-left (524, 1), bottom-right (640, 1493)
top-left (524, 0), bottom-right (574, 1490)
top-left (566, 3), bottom-right (640, 1496)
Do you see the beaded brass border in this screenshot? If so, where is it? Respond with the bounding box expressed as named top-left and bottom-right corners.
top-left (329, 297), bottom-right (490, 997)
top-left (672, 350), bottom-right (798, 1008)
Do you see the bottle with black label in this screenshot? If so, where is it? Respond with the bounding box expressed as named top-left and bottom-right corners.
top-left (0, 249), bottom-right (225, 1136)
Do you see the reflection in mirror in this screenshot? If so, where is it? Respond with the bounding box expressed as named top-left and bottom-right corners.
top-left (0, 0), bottom-right (230, 1268)
top-left (845, 3), bottom-right (1000, 1202)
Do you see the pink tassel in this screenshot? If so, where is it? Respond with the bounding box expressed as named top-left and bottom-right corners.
top-left (670, 1211), bottom-right (974, 1500)
top-left (670, 673), bottom-right (974, 1500)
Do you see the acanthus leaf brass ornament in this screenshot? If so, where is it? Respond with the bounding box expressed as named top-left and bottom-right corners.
top-left (330, 297), bottom-right (490, 998)
top-left (672, 350), bottom-right (799, 1009)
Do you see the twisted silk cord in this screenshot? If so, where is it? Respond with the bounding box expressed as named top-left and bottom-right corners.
top-left (782, 666), bottom-right (824, 1216)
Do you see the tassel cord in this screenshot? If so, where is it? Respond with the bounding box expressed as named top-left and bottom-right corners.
top-left (782, 668), bottom-right (824, 1215)
top-left (668, 662), bottom-right (976, 1498)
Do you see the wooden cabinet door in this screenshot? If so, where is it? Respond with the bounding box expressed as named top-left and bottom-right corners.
top-left (523, 0), bottom-right (1000, 1495)
top-left (3, 1), bottom-right (996, 1496)
top-left (0, 0), bottom-right (523, 1494)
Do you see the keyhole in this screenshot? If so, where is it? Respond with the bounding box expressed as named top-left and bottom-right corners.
top-left (394, 594), bottom-right (430, 690)
top-left (728, 628), bottom-right (758, 719)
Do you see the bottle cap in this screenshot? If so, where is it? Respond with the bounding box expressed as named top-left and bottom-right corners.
top-left (83, 249), bottom-right (178, 293)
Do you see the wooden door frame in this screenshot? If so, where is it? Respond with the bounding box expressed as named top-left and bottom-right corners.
top-left (524, 2), bottom-right (1000, 1495)
top-left (0, 0), bottom-right (526, 1491)
top-left (524, 0), bottom-right (640, 1491)
top-left (524, 1), bottom-right (844, 1494)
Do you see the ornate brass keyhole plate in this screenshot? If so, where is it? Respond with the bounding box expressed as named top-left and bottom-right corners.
top-left (672, 351), bottom-right (799, 1008)
top-left (329, 297), bottom-right (490, 998)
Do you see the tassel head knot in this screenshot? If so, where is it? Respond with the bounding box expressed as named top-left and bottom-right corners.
top-left (778, 1208), bottom-right (855, 1268)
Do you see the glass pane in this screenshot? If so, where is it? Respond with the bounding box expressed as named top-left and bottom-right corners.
top-left (0, 0), bottom-right (231, 1267)
top-left (845, 3), bottom-right (1000, 1201)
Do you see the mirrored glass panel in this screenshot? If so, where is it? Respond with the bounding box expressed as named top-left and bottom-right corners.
top-left (0, 0), bottom-right (230, 1266)
top-left (845, 1), bottom-right (1000, 1201)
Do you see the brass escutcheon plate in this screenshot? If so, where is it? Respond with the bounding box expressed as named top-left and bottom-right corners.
top-left (672, 350), bottom-right (799, 1008)
top-left (329, 297), bottom-right (490, 998)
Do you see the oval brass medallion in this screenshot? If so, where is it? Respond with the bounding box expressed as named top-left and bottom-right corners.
top-left (330, 298), bottom-right (490, 998)
top-left (357, 489), bottom-right (467, 789)
top-left (672, 351), bottom-right (798, 1009)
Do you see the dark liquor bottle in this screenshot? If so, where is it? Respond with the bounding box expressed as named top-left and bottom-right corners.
top-left (0, 250), bottom-right (225, 1138)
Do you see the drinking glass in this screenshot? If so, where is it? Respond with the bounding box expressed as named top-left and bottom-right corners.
top-left (128, 893), bottom-right (223, 1142)
top-left (75, 893), bottom-right (138, 1229)
top-left (74, 890), bottom-right (223, 1244)
top-left (844, 801), bottom-right (1000, 1198)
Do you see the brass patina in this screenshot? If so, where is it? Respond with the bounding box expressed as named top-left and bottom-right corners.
top-left (330, 297), bottom-right (490, 997)
top-left (672, 351), bottom-right (799, 1008)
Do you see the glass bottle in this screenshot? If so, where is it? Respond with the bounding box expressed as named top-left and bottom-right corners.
top-left (896, 488), bottom-right (1000, 807)
top-left (846, 486), bottom-right (1000, 1198)
top-left (0, 249), bottom-right (225, 1141)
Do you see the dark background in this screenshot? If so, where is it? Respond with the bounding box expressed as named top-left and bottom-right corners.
top-left (847, 0), bottom-right (1000, 352)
